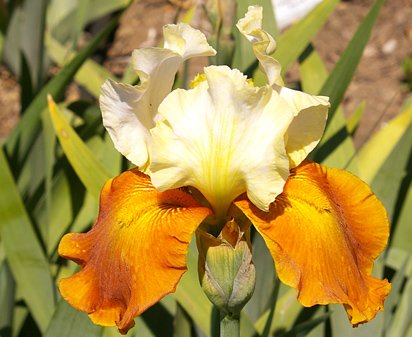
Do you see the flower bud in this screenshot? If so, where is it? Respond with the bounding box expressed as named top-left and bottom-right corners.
top-left (197, 218), bottom-right (255, 316)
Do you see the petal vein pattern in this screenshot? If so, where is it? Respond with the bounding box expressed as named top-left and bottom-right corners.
top-left (58, 169), bottom-right (211, 333)
top-left (149, 65), bottom-right (294, 216)
top-left (100, 23), bottom-right (216, 169)
top-left (235, 161), bottom-right (390, 325)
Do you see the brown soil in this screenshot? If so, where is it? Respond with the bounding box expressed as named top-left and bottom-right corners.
top-left (0, 66), bottom-right (20, 140)
top-left (1, 0), bottom-right (412, 145)
top-left (313, 0), bottom-right (412, 145)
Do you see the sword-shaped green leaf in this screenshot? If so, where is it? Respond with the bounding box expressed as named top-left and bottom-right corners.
top-left (4, 13), bottom-right (120, 169)
top-left (0, 148), bottom-right (55, 332)
top-left (48, 97), bottom-right (110, 198)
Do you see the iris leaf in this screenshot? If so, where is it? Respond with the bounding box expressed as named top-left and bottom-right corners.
top-left (0, 261), bottom-right (15, 336)
top-left (346, 101), bottom-right (366, 136)
top-left (4, 13), bottom-right (120, 170)
top-left (0, 148), bottom-right (55, 332)
top-left (385, 249), bottom-right (412, 337)
top-left (299, 45), bottom-right (357, 170)
top-left (44, 300), bottom-right (102, 337)
top-left (282, 314), bottom-right (330, 337)
top-left (244, 233), bottom-right (276, 322)
top-left (383, 257), bottom-right (410, 334)
top-left (40, 109), bottom-right (57, 247)
top-left (175, 248), bottom-right (212, 337)
top-left (254, 287), bottom-right (303, 335)
top-left (371, 113), bottom-right (412, 252)
top-left (48, 98), bottom-right (110, 198)
top-left (2, 0), bottom-right (47, 90)
top-left (320, 0), bottom-right (385, 121)
top-left (348, 104), bottom-right (412, 184)
top-left (173, 304), bottom-right (192, 337)
top-left (44, 32), bottom-right (117, 98)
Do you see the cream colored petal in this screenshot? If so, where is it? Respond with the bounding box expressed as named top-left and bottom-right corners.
top-left (236, 6), bottom-right (283, 86)
top-left (237, 6), bottom-right (330, 168)
top-left (278, 86), bottom-right (330, 168)
top-left (150, 66), bottom-right (293, 217)
top-left (100, 49), bottom-right (180, 169)
top-left (163, 23), bottom-right (217, 59)
top-left (100, 80), bottom-right (152, 168)
top-left (100, 25), bottom-right (215, 169)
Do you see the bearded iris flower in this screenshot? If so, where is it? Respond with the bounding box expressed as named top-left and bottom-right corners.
top-left (58, 6), bottom-right (390, 334)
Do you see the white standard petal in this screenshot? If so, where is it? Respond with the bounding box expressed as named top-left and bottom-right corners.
top-left (100, 48), bottom-right (181, 169)
top-left (149, 66), bottom-right (294, 218)
top-left (236, 6), bottom-right (283, 86)
top-left (278, 86), bottom-right (330, 168)
top-left (100, 24), bottom-right (215, 169)
top-left (100, 80), bottom-right (152, 168)
top-left (236, 6), bottom-right (330, 168)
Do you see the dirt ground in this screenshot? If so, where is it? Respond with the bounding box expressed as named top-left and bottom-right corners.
top-left (314, 0), bottom-right (412, 145)
top-left (1, 0), bottom-right (412, 145)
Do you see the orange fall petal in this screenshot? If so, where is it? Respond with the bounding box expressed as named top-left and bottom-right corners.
top-left (235, 160), bottom-right (391, 325)
top-left (58, 169), bottom-right (212, 333)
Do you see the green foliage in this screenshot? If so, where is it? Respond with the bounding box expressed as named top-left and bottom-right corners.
top-left (402, 57), bottom-right (412, 91)
top-left (0, 0), bottom-right (411, 336)
top-left (0, 149), bottom-right (55, 332)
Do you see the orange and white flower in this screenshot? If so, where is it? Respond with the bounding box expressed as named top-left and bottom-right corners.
top-left (58, 6), bottom-right (390, 334)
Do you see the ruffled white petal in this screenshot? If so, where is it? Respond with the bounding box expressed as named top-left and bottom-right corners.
top-left (149, 66), bottom-right (293, 216)
top-left (100, 80), bottom-right (152, 168)
top-left (237, 6), bottom-right (330, 168)
top-left (100, 24), bottom-right (215, 169)
top-left (279, 87), bottom-right (330, 168)
top-left (163, 23), bottom-right (217, 59)
top-left (101, 48), bottom-right (181, 168)
top-left (236, 6), bottom-right (283, 86)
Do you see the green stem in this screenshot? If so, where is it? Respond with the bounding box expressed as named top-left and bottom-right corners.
top-left (220, 312), bottom-right (240, 337)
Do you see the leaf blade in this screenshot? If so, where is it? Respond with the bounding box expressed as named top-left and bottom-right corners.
top-left (47, 97), bottom-right (110, 198)
top-left (4, 13), bottom-right (120, 169)
top-left (0, 148), bottom-right (55, 332)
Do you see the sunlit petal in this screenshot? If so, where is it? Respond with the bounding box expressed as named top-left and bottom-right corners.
top-left (149, 65), bottom-right (293, 217)
top-left (235, 161), bottom-right (390, 325)
top-left (163, 23), bottom-right (217, 59)
top-left (279, 87), bottom-right (329, 167)
top-left (237, 6), bottom-right (329, 167)
top-left (100, 24), bottom-right (215, 169)
top-left (59, 170), bottom-right (211, 333)
top-left (236, 5), bottom-right (282, 86)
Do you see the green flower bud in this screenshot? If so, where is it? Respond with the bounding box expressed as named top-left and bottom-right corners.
top-left (197, 218), bottom-right (256, 316)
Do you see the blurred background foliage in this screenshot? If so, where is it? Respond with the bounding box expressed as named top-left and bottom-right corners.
top-left (0, 0), bottom-right (411, 337)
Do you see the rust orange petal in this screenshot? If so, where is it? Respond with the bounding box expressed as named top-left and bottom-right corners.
top-left (58, 169), bottom-right (212, 334)
top-left (235, 160), bottom-right (391, 325)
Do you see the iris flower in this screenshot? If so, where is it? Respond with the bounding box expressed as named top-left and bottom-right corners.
top-left (58, 6), bottom-right (390, 334)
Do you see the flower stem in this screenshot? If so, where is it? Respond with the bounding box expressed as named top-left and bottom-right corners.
top-left (220, 312), bottom-right (240, 337)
